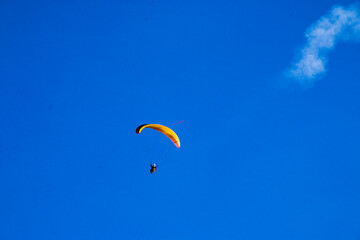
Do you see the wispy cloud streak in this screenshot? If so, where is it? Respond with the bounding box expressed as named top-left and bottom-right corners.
top-left (289, 4), bottom-right (360, 85)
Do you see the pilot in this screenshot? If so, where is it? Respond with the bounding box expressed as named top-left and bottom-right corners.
top-left (150, 163), bottom-right (157, 174)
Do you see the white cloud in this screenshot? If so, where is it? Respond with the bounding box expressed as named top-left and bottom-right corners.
top-left (289, 4), bottom-right (360, 85)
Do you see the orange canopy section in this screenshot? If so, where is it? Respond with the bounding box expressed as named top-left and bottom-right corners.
top-left (136, 124), bottom-right (180, 148)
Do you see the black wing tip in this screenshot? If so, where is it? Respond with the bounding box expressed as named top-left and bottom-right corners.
top-left (136, 124), bottom-right (148, 134)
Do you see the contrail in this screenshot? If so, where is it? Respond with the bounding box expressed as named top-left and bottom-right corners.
top-left (288, 3), bottom-right (360, 86)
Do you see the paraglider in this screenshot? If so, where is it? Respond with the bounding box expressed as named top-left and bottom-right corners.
top-left (136, 124), bottom-right (180, 148)
top-left (136, 124), bottom-right (180, 174)
top-left (150, 163), bottom-right (157, 174)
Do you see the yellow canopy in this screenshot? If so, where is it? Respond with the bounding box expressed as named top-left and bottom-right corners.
top-left (136, 124), bottom-right (180, 148)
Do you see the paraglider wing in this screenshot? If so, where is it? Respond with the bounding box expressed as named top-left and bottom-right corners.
top-left (136, 124), bottom-right (180, 148)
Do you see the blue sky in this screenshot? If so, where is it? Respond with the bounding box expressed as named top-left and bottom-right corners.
top-left (1, 0), bottom-right (360, 239)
